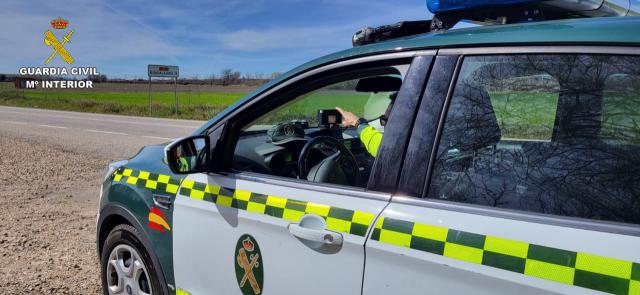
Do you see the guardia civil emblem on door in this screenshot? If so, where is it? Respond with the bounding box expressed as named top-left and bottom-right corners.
top-left (234, 234), bottom-right (264, 295)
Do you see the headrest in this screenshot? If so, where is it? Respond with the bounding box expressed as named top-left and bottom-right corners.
top-left (553, 91), bottom-right (603, 142)
top-left (441, 84), bottom-right (502, 151)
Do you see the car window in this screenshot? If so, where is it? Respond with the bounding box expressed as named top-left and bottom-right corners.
top-left (232, 66), bottom-right (409, 189)
top-left (248, 80), bottom-right (394, 130)
top-left (429, 54), bottom-right (640, 225)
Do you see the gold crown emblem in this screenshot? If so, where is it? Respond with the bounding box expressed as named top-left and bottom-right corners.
top-left (50, 17), bottom-right (69, 30)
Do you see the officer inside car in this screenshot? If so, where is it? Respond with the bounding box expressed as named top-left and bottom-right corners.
top-left (336, 92), bottom-right (397, 158)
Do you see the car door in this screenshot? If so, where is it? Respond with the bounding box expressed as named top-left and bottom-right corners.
top-left (172, 52), bottom-right (434, 295)
top-left (364, 48), bottom-right (640, 295)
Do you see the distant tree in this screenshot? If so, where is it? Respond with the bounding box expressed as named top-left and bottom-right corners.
top-left (221, 68), bottom-right (233, 86)
top-left (231, 71), bottom-right (241, 84)
top-left (209, 73), bottom-right (216, 86)
top-left (221, 69), bottom-right (243, 85)
top-left (270, 72), bottom-right (282, 80)
top-left (88, 74), bottom-right (108, 82)
top-left (0, 74), bottom-right (5, 82)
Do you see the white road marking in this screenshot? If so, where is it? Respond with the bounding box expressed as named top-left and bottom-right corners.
top-left (38, 124), bottom-right (68, 129)
top-left (0, 109), bottom-right (201, 129)
top-left (2, 120), bottom-right (29, 125)
top-left (1, 107), bottom-right (194, 141)
top-left (84, 129), bottom-right (129, 136)
top-left (142, 135), bottom-right (173, 141)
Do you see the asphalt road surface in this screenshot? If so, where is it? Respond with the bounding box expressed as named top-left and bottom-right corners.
top-left (0, 106), bottom-right (204, 159)
top-left (0, 106), bottom-right (205, 294)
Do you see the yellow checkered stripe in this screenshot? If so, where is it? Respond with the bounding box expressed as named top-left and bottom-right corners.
top-left (180, 179), bottom-right (375, 237)
top-left (372, 216), bottom-right (640, 295)
top-left (112, 167), bottom-right (181, 195)
top-left (176, 288), bottom-right (191, 295)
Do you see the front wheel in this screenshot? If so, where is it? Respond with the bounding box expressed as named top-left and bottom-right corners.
top-left (101, 224), bottom-right (164, 295)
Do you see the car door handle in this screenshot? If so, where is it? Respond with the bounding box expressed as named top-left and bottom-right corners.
top-left (153, 194), bottom-right (172, 210)
top-left (288, 223), bottom-right (343, 245)
top-left (288, 214), bottom-right (343, 246)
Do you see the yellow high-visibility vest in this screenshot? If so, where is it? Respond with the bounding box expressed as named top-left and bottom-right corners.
top-left (359, 125), bottom-right (382, 157)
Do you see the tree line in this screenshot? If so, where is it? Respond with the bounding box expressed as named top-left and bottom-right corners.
top-left (0, 69), bottom-right (283, 87)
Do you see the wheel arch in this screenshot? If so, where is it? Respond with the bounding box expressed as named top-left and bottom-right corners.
top-left (97, 203), bottom-right (170, 294)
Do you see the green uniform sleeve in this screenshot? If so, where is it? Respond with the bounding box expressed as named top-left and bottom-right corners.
top-left (178, 157), bottom-right (190, 172)
top-left (358, 123), bottom-right (382, 157)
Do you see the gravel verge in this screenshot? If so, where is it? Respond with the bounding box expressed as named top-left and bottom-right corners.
top-left (0, 132), bottom-right (109, 294)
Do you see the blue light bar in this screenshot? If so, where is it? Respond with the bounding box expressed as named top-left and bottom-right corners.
top-left (427, 0), bottom-right (542, 14)
top-left (427, 0), bottom-right (638, 16)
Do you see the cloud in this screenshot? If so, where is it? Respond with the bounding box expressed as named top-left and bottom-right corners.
top-left (216, 1), bottom-right (430, 52)
top-left (218, 26), bottom-right (351, 51)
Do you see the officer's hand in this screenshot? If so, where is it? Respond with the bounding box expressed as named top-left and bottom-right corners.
top-left (336, 107), bottom-right (359, 128)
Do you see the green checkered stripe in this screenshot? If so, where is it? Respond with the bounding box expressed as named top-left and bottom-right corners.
top-left (371, 216), bottom-right (640, 295)
top-left (112, 167), bottom-right (181, 195)
top-left (179, 179), bottom-right (375, 237)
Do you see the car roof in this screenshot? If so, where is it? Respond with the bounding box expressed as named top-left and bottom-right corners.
top-left (194, 16), bottom-right (640, 135)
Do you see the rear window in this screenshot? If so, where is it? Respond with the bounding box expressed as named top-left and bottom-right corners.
top-left (428, 54), bottom-right (640, 225)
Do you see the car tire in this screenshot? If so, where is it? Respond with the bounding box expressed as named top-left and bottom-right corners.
top-left (100, 224), bottom-right (166, 295)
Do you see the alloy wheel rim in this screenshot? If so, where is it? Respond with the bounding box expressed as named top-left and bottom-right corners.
top-left (106, 244), bottom-right (152, 295)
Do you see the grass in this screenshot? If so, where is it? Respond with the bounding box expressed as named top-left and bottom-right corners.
top-left (0, 83), bottom-right (372, 122)
top-left (491, 91), bottom-right (640, 143)
top-left (0, 82), bottom-right (245, 120)
top-left (1, 82), bottom-right (638, 143)
top-left (256, 91), bottom-right (371, 125)
top-left (490, 91), bottom-right (558, 140)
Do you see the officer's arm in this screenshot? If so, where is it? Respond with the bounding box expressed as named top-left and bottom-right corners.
top-left (358, 123), bottom-right (382, 157)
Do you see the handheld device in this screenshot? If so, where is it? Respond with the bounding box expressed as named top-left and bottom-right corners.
top-left (318, 109), bottom-right (342, 128)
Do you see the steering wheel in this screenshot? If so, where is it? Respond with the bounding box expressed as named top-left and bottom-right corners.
top-left (298, 136), bottom-right (360, 186)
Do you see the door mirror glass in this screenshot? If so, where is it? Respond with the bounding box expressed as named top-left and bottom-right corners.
top-left (166, 135), bottom-right (209, 174)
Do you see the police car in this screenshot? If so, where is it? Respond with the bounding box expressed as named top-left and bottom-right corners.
top-left (97, 1), bottom-right (640, 294)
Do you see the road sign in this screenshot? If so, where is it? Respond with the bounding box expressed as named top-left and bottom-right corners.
top-left (148, 65), bottom-right (179, 78)
top-left (147, 64), bottom-right (180, 115)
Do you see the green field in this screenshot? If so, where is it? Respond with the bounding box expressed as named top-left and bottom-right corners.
top-left (0, 82), bottom-right (245, 120)
top-left (1, 82), bottom-right (637, 143)
top-left (491, 91), bottom-right (558, 140)
top-left (256, 91), bottom-right (371, 126)
top-left (0, 82), bottom-right (372, 122)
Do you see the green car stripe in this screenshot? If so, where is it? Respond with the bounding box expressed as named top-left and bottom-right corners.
top-left (114, 167), bottom-right (376, 237)
top-left (632, 263), bottom-right (640, 281)
top-left (373, 216), bottom-right (640, 295)
top-left (528, 244), bottom-right (577, 268)
top-left (113, 167), bottom-right (640, 295)
top-left (446, 229), bottom-right (486, 249)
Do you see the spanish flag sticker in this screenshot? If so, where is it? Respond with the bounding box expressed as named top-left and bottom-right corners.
top-left (148, 207), bottom-right (171, 233)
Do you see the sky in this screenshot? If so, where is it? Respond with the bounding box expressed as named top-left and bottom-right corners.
top-left (2, 0), bottom-right (430, 78)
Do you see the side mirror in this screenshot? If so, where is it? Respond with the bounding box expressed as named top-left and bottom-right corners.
top-left (165, 135), bottom-right (210, 174)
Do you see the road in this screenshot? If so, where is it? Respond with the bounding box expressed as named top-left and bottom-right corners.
top-left (0, 106), bottom-right (205, 159)
top-left (0, 106), bottom-right (205, 294)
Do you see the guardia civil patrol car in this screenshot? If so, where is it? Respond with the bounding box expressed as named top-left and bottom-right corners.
top-left (97, 1), bottom-right (640, 294)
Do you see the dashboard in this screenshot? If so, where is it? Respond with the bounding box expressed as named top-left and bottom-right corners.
top-left (232, 125), bottom-right (374, 184)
